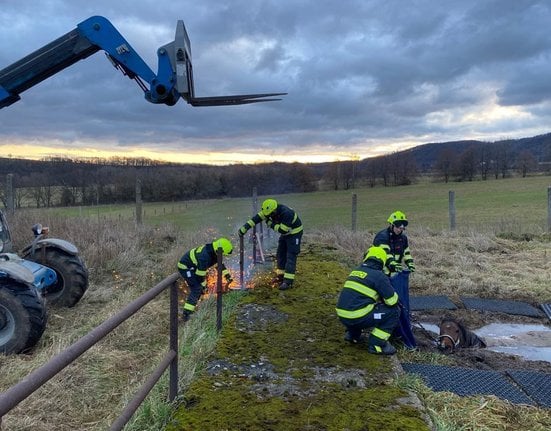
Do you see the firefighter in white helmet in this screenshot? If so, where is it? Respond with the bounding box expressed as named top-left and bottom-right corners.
top-left (371, 210), bottom-right (415, 276)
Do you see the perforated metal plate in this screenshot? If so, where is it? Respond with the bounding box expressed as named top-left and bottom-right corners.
top-left (507, 370), bottom-right (551, 408)
top-left (541, 304), bottom-right (551, 321)
top-left (402, 363), bottom-right (534, 405)
top-left (460, 297), bottom-right (542, 317)
top-left (410, 295), bottom-right (457, 311)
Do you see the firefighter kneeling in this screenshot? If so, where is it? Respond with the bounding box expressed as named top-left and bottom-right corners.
top-left (335, 246), bottom-right (400, 355)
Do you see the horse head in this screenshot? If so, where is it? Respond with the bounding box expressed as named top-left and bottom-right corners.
top-left (437, 318), bottom-right (463, 353)
top-left (437, 317), bottom-right (487, 353)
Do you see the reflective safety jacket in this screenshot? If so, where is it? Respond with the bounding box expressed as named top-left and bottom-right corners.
top-left (373, 227), bottom-right (413, 274)
top-left (177, 243), bottom-right (229, 285)
top-left (335, 260), bottom-right (399, 320)
top-left (245, 203), bottom-right (303, 236)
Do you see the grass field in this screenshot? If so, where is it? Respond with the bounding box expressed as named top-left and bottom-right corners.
top-left (3, 174), bottom-right (551, 430)
top-left (44, 174), bottom-right (551, 235)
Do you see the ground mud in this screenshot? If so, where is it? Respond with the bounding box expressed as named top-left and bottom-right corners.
top-left (410, 308), bottom-right (551, 374)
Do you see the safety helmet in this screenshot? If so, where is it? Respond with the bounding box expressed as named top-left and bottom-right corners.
top-left (387, 210), bottom-right (408, 227)
top-left (364, 246), bottom-right (387, 265)
top-left (213, 237), bottom-right (233, 255)
top-left (261, 199), bottom-right (278, 216)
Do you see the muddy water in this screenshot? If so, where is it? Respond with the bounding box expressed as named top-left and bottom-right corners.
top-left (419, 322), bottom-right (551, 363)
top-left (475, 323), bottom-right (551, 363)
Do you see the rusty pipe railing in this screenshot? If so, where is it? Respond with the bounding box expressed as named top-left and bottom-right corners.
top-left (0, 272), bottom-right (180, 429)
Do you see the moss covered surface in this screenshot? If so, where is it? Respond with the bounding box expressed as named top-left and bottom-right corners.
top-left (167, 244), bottom-right (430, 430)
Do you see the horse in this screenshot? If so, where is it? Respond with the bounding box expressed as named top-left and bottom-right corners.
top-left (437, 317), bottom-right (487, 353)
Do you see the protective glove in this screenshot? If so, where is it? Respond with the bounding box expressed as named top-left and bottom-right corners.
top-left (389, 261), bottom-right (402, 273)
top-left (224, 273), bottom-right (234, 285)
top-left (266, 219), bottom-right (273, 228)
top-left (406, 261), bottom-right (416, 273)
top-left (238, 224), bottom-right (249, 236)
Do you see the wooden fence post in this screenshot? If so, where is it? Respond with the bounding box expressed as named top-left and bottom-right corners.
top-left (135, 178), bottom-right (142, 226)
top-left (351, 193), bottom-right (357, 232)
top-left (547, 186), bottom-right (551, 233)
top-left (6, 174), bottom-right (14, 215)
top-left (449, 190), bottom-right (456, 231)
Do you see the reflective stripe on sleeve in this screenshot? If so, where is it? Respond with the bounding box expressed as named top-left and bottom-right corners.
top-left (343, 280), bottom-right (379, 301)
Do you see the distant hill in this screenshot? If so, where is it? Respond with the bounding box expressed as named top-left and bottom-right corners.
top-left (400, 132), bottom-right (551, 171)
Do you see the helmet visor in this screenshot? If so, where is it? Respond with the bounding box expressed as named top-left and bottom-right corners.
top-left (393, 220), bottom-right (408, 228)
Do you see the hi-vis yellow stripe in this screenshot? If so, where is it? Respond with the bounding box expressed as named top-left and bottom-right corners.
top-left (335, 303), bottom-right (375, 319)
top-left (190, 248), bottom-right (199, 265)
top-left (343, 280), bottom-right (379, 301)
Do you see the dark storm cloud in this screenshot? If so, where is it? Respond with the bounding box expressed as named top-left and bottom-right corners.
top-left (2, 0), bottom-right (551, 161)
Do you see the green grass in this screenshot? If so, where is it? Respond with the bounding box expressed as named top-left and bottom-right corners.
top-left (44, 174), bottom-right (551, 235)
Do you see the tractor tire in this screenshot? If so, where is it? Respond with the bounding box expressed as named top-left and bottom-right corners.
top-left (26, 249), bottom-right (89, 307)
top-left (0, 284), bottom-right (48, 355)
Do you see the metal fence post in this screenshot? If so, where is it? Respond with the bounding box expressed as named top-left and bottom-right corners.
top-left (216, 248), bottom-right (223, 332)
top-left (239, 234), bottom-right (244, 290)
top-left (169, 280), bottom-right (179, 401)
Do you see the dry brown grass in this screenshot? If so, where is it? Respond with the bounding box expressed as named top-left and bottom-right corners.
top-left (1, 211), bottom-right (550, 430)
top-left (1, 211), bottom-right (219, 430)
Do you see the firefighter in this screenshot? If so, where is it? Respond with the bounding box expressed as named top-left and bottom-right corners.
top-left (336, 246), bottom-right (401, 355)
top-left (177, 237), bottom-right (233, 322)
top-left (238, 198), bottom-right (303, 290)
top-left (372, 210), bottom-right (415, 276)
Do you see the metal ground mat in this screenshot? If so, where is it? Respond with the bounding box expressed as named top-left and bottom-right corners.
top-left (507, 370), bottom-right (551, 408)
top-left (541, 304), bottom-right (551, 321)
top-left (410, 295), bottom-right (457, 311)
top-left (460, 297), bottom-right (543, 317)
top-left (401, 363), bottom-right (534, 405)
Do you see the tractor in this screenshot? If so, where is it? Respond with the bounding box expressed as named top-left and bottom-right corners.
top-left (0, 209), bottom-right (88, 354)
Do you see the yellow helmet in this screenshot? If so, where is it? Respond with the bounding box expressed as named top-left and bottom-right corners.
top-left (387, 210), bottom-right (408, 227)
top-left (364, 246), bottom-right (387, 265)
top-left (261, 199), bottom-right (278, 216)
top-left (213, 237), bottom-right (233, 255)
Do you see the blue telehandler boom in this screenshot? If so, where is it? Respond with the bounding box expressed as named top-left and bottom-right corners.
top-left (1, 16), bottom-right (283, 355)
top-left (0, 15), bottom-right (285, 109)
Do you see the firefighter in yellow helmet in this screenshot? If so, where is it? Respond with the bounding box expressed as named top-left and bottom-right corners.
top-left (177, 238), bottom-right (233, 322)
top-left (336, 246), bottom-right (400, 355)
top-left (372, 210), bottom-right (415, 276)
top-left (238, 198), bottom-right (303, 290)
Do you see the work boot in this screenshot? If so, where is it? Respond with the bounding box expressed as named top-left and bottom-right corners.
top-left (179, 310), bottom-right (191, 323)
top-left (279, 281), bottom-right (293, 290)
top-left (271, 274), bottom-right (284, 285)
top-left (344, 331), bottom-right (366, 344)
top-left (367, 341), bottom-right (396, 355)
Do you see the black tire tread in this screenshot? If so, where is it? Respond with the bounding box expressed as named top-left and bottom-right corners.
top-left (26, 249), bottom-right (89, 307)
top-left (0, 284), bottom-right (47, 354)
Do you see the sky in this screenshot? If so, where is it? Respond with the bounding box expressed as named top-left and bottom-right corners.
top-left (2, 0), bottom-right (551, 165)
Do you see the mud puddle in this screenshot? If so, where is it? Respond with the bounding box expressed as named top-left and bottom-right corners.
top-left (418, 322), bottom-right (551, 363)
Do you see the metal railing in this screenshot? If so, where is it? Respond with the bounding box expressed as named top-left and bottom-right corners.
top-left (0, 272), bottom-right (181, 430)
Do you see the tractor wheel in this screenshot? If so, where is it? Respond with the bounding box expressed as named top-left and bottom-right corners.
top-left (26, 249), bottom-right (89, 307)
top-left (0, 284), bottom-right (48, 355)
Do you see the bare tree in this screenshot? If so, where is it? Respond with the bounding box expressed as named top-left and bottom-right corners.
top-left (455, 146), bottom-right (477, 181)
top-left (516, 150), bottom-right (538, 177)
top-left (435, 148), bottom-right (455, 183)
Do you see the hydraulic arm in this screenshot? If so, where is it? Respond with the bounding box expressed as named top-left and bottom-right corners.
top-left (0, 16), bottom-right (285, 109)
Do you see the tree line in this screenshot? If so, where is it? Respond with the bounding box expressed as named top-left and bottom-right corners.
top-left (1, 137), bottom-right (550, 209)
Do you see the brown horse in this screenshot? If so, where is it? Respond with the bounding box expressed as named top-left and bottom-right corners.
top-left (438, 317), bottom-right (487, 353)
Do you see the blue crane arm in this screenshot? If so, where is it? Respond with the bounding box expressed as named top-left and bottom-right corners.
top-left (0, 16), bottom-right (285, 109)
